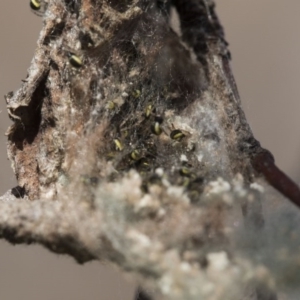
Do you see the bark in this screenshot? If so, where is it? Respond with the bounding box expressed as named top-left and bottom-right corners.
top-left (2, 0), bottom-right (300, 299)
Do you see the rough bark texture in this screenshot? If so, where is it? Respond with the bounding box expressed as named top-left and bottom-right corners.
top-left (2, 0), bottom-right (300, 299)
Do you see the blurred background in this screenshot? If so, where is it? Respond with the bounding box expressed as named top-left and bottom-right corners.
top-left (0, 1), bottom-right (299, 299)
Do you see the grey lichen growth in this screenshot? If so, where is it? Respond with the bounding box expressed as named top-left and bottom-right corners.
top-left (2, 0), bottom-right (300, 299)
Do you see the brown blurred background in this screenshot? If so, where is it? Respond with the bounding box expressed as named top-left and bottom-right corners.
top-left (0, 1), bottom-right (299, 299)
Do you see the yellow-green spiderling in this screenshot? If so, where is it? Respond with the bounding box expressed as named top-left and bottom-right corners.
top-left (132, 89), bottom-right (141, 98)
top-left (188, 190), bottom-right (200, 202)
top-left (69, 54), bottom-right (83, 69)
top-left (141, 159), bottom-right (149, 167)
top-left (106, 101), bottom-right (115, 110)
top-left (80, 175), bottom-right (99, 186)
top-left (145, 105), bottom-right (153, 118)
top-left (122, 130), bottom-right (129, 138)
top-left (130, 150), bottom-right (141, 161)
top-left (30, 0), bottom-right (41, 11)
top-left (149, 174), bottom-right (161, 185)
top-left (137, 158), bottom-right (151, 172)
top-left (106, 152), bottom-right (116, 160)
top-left (151, 122), bottom-right (162, 135)
top-left (180, 167), bottom-right (191, 177)
top-left (170, 129), bottom-right (185, 141)
top-left (182, 177), bottom-right (190, 187)
top-left (142, 175), bottom-right (161, 191)
top-left (114, 139), bottom-right (124, 151)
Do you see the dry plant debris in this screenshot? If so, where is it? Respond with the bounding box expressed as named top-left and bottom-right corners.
top-left (2, 1), bottom-right (300, 299)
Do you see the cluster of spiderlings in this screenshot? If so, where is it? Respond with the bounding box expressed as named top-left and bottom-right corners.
top-left (101, 93), bottom-right (205, 201)
top-left (29, 0), bottom-right (86, 67)
top-left (186, 177), bottom-right (204, 203)
top-left (30, 0), bottom-right (203, 204)
top-left (101, 101), bottom-right (155, 175)
top-left (178, 162), bottom-right (205, 203)
top-left (30, 0), bottom-right (81, 16)
top-left (29, 0), bottom-right (84, 68)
